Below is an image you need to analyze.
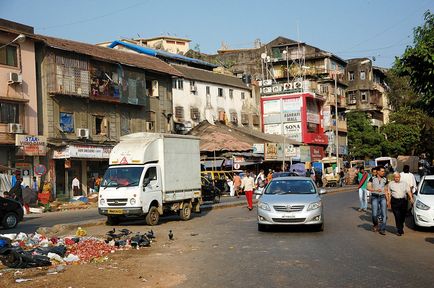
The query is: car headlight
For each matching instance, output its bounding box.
[99,198,105,206]
[307,201,322,211]
[416,200,430,210]
[258,202,270,211]
[130,198,136,205]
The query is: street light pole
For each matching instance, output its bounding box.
[281,98,286,171]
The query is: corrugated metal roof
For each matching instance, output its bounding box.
[172,64,251,90]
[32,34,183,77]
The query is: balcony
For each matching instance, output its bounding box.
[330,119,348,132]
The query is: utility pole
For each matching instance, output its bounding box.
[334,73,339,172]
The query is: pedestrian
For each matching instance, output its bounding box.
[22,185,37,214]
[32,176,39,193]
[389,172,414,236]
[357,167,370,212]
[400,165,417,194]
[241,171,255,211]
[227,176,235,197]
[9,175,23,204]
[339,169,345,187]
[266,169,273,183]
[233,173,241,198]
[72,175,81,197]
[255,169,265,187]
[367,166,390,235]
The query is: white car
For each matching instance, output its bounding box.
[257,177,326,232]
[413,175,434,228]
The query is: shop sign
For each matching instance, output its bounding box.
[282,97,302,111]
[34,164,47,176]
[286,144,297,157]
[53,145,112,159]
[264,124,281,135]
[15,162,32,168]
[264,143,278,160]
[283,122,302,142]
[252,144,264,154]
[233,156,245,163]
[15,135,47,156]
[263,99,281,114]
[263,113,281,124]
[283,111,301,122]
[307,113,320,124]
[310,146,324,162]
[300,146,311,162]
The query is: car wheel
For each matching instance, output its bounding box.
[258,223,268,232]
[2,212,19,229]
[146,206,160,226]
[315,223,324,232]
[106,216,120,226]
[179,203,192,221]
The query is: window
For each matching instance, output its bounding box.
[144,167,158,187]
[230,112,238,124]
[360,71,366,80]
[59,112,74,133]
[229,89,233,99]
[120,113,130,136]
[218,88,224,97]
[349,71,355,81]
[0,45,17,67]
[206,86,210,95]
[241,92,245,100]
[320,85,328,94]
[361,92,368,102]
[190,107,200,121]
[347,91,356,104]
[241,113,249,125]
[0,102,19,124]
[172,78,184,90]
[190,80,196,94]
[307,123,319,133]
[175,106,184,120]
[95,116,109,135]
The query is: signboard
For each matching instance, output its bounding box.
[15,135,47,156]
[264,124,281,135]
[307,113,320,124]
[53,145,112,159]
[233,163,241,169]
[263,114,281,125]
[283,122,302,142]
[286,144,297,157]
[300,146,311,162]
[282,97,302,111]
[233,156,245,163]
[263,100,281,114]
[34,164,47,176]
[264,143,278,160]
[252,144,264,154]
[310,146,325,162]
[282,110,301,122]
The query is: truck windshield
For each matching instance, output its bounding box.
[102,167,144,188]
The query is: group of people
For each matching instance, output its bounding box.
[357,165,416,236]
[4,174,40,214]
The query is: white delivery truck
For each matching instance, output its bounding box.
[98,132,202,226]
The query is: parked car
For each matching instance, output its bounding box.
[201,176,222,203]
[413,175,434,228]
[0,196,24,229]
[257,177,326,232]
[272,171,298,178]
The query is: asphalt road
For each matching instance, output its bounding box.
[3,188,434,287]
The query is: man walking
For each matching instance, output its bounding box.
[389,172,414,236]
[367,166,389,235]
[233,173,241,198]
[357,167,370,212]
[241,171,255,211]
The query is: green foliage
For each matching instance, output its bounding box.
[346,112,384,159]
[394,10,434,116]
[385,69,418,110]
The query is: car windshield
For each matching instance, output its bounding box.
[264,179,316,195]
[420,179,434,195]
[102,167,144,188]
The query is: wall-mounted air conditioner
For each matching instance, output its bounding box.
[76,128,89,139]
[294,81,303,89]
[8,123,23,134]
[8,72,22,84]
[262,79,272,86]
[283,83,293,90]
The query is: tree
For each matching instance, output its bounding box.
[385,69,418,110]
[346,112,384,159]
[394,10,434,116]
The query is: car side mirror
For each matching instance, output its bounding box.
[143,178,150,187]
[319,188,327,195]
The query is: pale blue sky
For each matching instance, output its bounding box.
[1,0,433,68]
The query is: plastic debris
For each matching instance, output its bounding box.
[63,254,80,263]
[16,278,33,283]
[76,227,87,237]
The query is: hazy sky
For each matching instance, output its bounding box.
[1,0,433,68]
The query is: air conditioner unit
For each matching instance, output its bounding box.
[8,123,23,134]
[272,85,282,93]
[258,80,263,87]
[263,87,272,94]
[76,128,89,139]
[293,81,303,89]
[8,72,22,84]
[283,83,293,90]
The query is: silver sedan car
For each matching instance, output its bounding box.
[257,177,326,231]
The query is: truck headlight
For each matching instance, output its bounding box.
[99,198,105,206]
[307,201,322,211]
[258,202,270,211]
[130,198,136,205]
[416,200,430,210]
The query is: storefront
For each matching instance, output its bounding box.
[52,144,112,199]
[15,135,47,187]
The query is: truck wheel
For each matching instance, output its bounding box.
[2,212,18,229]
[179,203,192,221]
[106,216,120,226]
[146,206,159,226]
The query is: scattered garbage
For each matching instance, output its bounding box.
[0,228,157,269]
[15,278,33,283]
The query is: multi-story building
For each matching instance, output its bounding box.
[32,34,181,198]
[345,58,391,127]
[171,64,258,132]
[0,19,39,187]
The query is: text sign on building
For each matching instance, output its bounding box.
[306,113,320,124]
[282,97,302,112]
[283,111,301,122]
[53,145,112,159]
[252,144,264,154]
[15,135,47,156]
[264,143,278,160]
[283,122,302,142]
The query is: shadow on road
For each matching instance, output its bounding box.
[259,225,323,233]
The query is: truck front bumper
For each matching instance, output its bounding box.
[98,207,144,216]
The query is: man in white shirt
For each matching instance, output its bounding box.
[400,165,417,193]
[72,176,81,196]
[241,172,255,211]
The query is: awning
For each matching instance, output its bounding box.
[201,159,225,169]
